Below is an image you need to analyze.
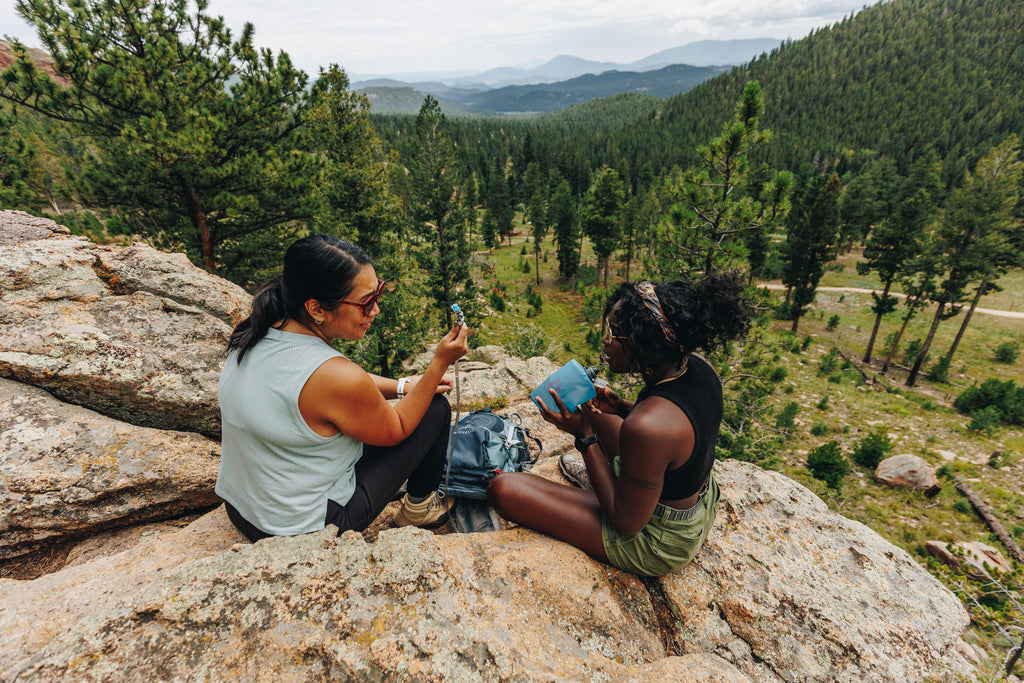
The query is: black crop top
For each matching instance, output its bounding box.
[634,353,722,500]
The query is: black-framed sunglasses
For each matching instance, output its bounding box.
[339,279,385,316]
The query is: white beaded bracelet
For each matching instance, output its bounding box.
[397,377,409,397]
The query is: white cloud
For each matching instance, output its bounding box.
[1,0,874,76]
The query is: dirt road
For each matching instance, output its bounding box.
[760,284,1024,319]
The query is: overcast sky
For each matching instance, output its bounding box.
[2,0,874,77]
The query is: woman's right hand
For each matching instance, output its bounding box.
[591,385,628,416]
[433,323,470,367]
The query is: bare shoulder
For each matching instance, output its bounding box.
[306,355,375,397]
[624,396,692,440]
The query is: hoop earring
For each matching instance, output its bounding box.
[314,318,324,325]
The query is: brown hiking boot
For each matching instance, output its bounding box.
[558,451,593,490]
[392,491,454,529]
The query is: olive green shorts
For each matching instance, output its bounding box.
[601,469,720,578]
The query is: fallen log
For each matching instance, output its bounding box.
[953,476,1024,565]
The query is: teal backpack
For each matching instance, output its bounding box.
[440,409,541,500]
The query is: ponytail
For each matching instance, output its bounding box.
[229,277,289,363]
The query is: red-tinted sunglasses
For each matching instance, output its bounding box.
[338,279,385,316]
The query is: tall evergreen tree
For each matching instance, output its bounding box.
[527,184,548,286]
[304,65,426,377]
[781,171,842,332]
[549,176,579,279]
[583,166,626,287]
[407,95,473,330]
[907,135,1024,385]
[2,0,317,280]
[857,151,941,363]
[660,82,788,277]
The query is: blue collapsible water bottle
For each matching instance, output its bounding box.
[530,359,597,413]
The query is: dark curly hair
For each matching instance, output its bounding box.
[603,271,750,374]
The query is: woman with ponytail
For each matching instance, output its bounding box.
[216,235,469,541]
[487,272,749,577]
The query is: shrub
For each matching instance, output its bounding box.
[928,354,951,383]
[968,406,1003,435]
[768,366,788,382]
[489,291,506,312]
[811,421,829,436]
[527,291,543,313]
[851,429,892,468]
[826,314,840,331]
[902,338,925,366]
[807,441,850,490]
[817,394,831,410]
[507,322,549,360]
[818,348,839,376]
[993,341,1020,364]
[955,379,1024,426]
[775,401,800,432]
[801,336,813,351]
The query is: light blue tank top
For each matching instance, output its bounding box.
[216,327,364,535]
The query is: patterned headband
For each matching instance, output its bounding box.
[634,281,677,343]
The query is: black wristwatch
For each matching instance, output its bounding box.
[574,434,599,453]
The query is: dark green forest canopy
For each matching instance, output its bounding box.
[374,0,1024,199]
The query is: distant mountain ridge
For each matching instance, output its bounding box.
[351,38,781,88]
[359,63,727,116]
[354,38,777,116]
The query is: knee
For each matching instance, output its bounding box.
[485,472,513,512]
[427,393,452,423]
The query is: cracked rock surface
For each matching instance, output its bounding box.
[0,211,972,681]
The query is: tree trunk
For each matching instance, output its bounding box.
[863,281,892,363]
[790,312,801,333]
[182,176,215,271]
[881,311,912,374]
[947,279,988,362]
[906,301,946,386]
[377,337,392,379]
[534,249,541,286]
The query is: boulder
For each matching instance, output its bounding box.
[925,540,1013,580]
[0,211,250,436]
[1,461,969,682]
[0,378,221,559]
[875,454,942,496]
[662,459,968,682]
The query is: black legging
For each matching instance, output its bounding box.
[225,395,452,542]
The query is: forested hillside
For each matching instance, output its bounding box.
[644,0,1024,190]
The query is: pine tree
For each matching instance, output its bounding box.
[407,95,473,330]
[303,65,426,377]
[583,166,626,287]
[549,176,579,279]
[659,82,788,277]
[781,171,842,332]
[2,0,317,280]
[857,151,941,363]
[906,137,1024,386]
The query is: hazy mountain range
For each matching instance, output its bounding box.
[352,38,781,116]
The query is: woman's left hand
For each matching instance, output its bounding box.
[534,388,591,438]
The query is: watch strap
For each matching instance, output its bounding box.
[574,434,599,453]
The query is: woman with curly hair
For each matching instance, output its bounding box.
[487,272,749,577]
